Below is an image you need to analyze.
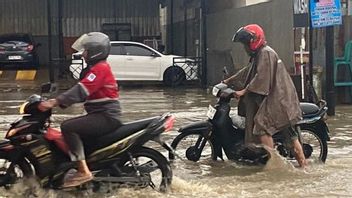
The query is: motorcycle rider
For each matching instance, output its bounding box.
[223,24,307,168]
[38,32,122,187]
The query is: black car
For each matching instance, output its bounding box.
[0,33,40,69]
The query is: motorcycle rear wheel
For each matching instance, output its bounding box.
[120,147,172,192]
[169,131,215,162]
[0,152,33,188]
[300,127,328,163]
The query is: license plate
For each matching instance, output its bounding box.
[8,55,22,60]
[207,105,217,120]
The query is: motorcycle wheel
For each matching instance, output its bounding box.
[0,152,33,188]
[300,127,328,163]
[169,131,214,162]
[120,147,172,192]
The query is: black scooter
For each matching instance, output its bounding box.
[0,84,175,192]
[169,82,329,164]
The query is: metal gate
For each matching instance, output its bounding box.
[172,56,203,86]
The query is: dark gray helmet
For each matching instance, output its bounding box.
[72,32,110,64]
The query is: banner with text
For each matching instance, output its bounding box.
[310,0,342,28]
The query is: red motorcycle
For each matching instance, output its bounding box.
[0,85,175,192]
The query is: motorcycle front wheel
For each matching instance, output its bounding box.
[0,152,33,188]
[169,131,215,162]
[300,127,328,163]
[120,147,172,192]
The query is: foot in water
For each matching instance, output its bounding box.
[239,144,271,165]
[62,172,93,188]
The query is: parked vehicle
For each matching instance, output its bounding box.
[0,33,40,69]
[70,41,198,86]
[0,83,175,192]
[169,82,330,165]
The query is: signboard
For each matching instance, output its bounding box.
[293,0,309,27]
[310,0,342,28]
[294,0,309,14]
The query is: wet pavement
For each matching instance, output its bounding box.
[0,86,352,198]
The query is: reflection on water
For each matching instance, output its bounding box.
[0,88,352,197]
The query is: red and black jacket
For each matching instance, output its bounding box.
[56,60,121,119]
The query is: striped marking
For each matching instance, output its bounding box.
[15,70,37,80]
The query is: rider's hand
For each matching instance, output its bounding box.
[234,88,247,99]
[38,99,58,112]
[222,79,229,84]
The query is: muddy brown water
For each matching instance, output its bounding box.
[0,87,351,198]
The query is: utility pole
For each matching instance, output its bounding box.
[309,0,340,116]
[170,0,174,54]
[184,0,188,57]
[326,26,335,116]
[47,0,54,83]
[201,0,208,87]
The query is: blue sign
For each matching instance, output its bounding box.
[310,0,342,28]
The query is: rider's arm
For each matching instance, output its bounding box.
[56,67,106,108]
[55,84,89,108]
[246,51,272,96]
[223,66,250,87]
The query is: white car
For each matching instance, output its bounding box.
[70,41,198,86]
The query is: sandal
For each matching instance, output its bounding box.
[62,172,93,188]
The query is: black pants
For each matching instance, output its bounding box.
[61,113,121,161]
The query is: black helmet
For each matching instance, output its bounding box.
[72,32,111,64]
[20,94,44,115]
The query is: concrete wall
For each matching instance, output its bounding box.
[206,0,295,85]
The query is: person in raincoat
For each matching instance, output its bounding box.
[223,24,307,168]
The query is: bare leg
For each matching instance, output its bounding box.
[259,134,274,149]
[292,139,307,168]
[62,160,93,188]
[77,160,92,175]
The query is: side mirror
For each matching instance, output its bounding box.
[41,82,57,94]
[222,66,229,80]
[223,66,229,76]
[151,52,159,57]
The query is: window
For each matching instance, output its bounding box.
[110,44,123,55]
[124,44,154,56]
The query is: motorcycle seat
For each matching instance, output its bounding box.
[85,116,160,152]
[300,103,320,118]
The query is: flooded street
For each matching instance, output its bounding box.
[1,87,352,197]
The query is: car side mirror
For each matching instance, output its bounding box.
[151,52,159,57]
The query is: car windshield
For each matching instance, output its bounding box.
[1,41,28,45]
[0,34,31,44]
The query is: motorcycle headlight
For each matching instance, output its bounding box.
[6,124,31,138]
[212,86,220,97]
[212,83,228,97]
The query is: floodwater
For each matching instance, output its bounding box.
[0,87,352,198]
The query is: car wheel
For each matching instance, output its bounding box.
[163,66,186,87]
